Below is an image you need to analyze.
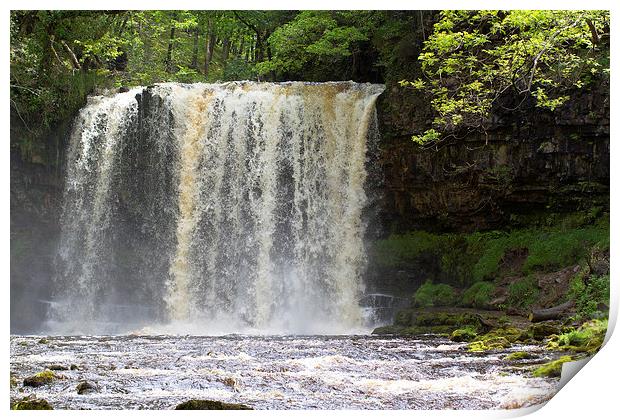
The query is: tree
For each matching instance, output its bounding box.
[255,11,373,80]
[401,10,610,146]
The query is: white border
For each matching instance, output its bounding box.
[3,1,618,419]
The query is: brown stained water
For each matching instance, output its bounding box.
[10,334,560,410]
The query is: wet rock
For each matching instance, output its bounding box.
[527,321,562,340]
[371,325,403,335]
[221,377,237,388]
[38,338,49,344]
[175,399,253,410]
[47,364,68,371]
[11,397,53,410]
[70,364,79,370]
[76,381,98,395]
[23,370,59,387]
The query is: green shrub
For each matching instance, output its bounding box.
[462,281,495,308]
[568,274,610,318]
[413,281,457,307]
[507,275,540,309]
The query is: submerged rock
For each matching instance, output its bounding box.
[23,370,59,387]
[47,364,68,371]
[11,397,53,410]
[76,381,98,394]
[175,399,253,410]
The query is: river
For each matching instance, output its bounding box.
[10,334,560,410]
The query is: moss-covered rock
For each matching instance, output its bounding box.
[175,400,253,410]
[527,321,563,340]
[23,370,59,387]
[11,397,53,410]
[466,326,526,352]
[467,336,511,352]
[450,326,479,342]
[10,375,18,388]
[532,356,573,377]
[504,351,536,361]
[546,319,607,354]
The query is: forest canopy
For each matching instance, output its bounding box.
[9,10,610,159]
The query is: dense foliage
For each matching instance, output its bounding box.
[10,10,610,158]
[10,10,424,161]
[401,10,610,145]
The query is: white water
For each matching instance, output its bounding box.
[51,81,384,335]
[10,335,561,409]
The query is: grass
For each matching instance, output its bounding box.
[462,281,495,308]
[507,275,539,309]
[372,213,608,291]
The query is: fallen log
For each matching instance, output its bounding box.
[529,300,574,322]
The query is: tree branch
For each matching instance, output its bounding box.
[60,40,81,70]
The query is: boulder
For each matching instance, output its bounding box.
[23,371,59,387]
[175,399,253,410]
[76,381,98,395]
[11,397,53,410]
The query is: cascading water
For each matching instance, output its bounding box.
[50,81,384,335]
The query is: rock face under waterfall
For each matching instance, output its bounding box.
[50,82,384,334]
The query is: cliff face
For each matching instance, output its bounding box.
[375,81,610,234]
[10,152,63,332]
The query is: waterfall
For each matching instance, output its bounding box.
[50,81,384,334]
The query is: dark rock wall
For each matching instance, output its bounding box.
[375,81,610,234]
[10,152,63,333]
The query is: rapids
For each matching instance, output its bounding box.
[10,334,560,409]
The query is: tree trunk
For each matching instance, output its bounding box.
[529,300,574,322]
[221,36,230,71]
[191,28,199,70]
[238,37,245,59]
[254,35,264,62]
[165,25,176,73]
[204,19,215,77]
